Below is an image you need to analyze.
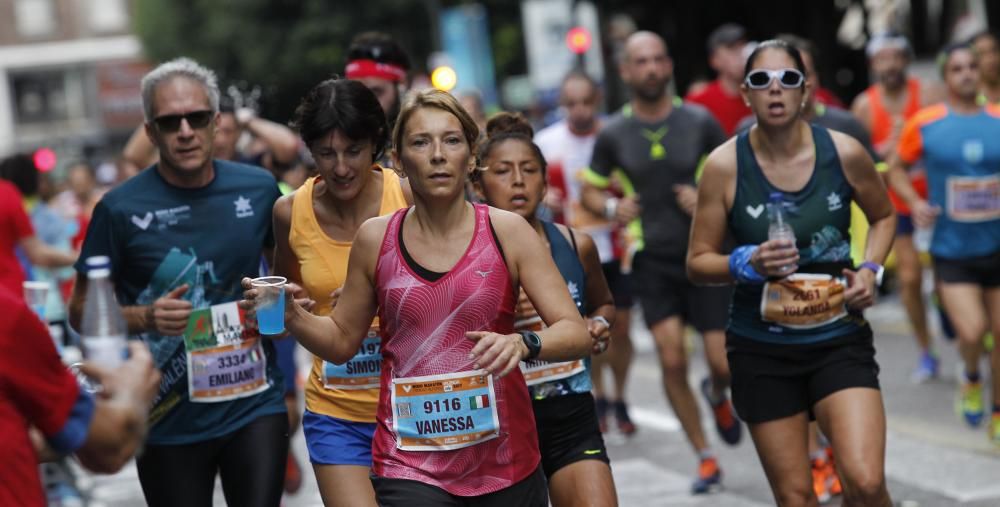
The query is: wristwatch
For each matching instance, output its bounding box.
[518,330,542,360]
[858,261,885,287]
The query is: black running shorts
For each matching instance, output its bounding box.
[601,260,634,309]
[934,250,1000,287]
[533,392,611,478]
[371,466,547,507]
[726,325,881,424]
[632,252,731,331]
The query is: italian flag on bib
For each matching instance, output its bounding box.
[469,394,490,409]
[247,347,263,363]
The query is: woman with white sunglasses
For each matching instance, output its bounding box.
[686,39,897,507]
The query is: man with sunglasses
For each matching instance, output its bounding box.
[581,31,736,495]
[121,97,300,180]
[69,57,288,507]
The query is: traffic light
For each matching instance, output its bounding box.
[566,26,592,55]
[32,147,57,173]
[431,66,458,92]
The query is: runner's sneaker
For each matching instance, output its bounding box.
[910,352,939,383]
[957,379,984,427]
[595,397,609,433]
[613,400,637,436]
[825,447,842,496]
[691,456,722,494]
[990,412,1000,447]
[811,457,833,504]
[700,377,742,445]
[284,450,302,494]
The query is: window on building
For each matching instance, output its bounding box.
[85,0,129,33]
[11,68,90,125]
[15,0,57,38]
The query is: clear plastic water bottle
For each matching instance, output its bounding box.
[767,192,797,274]
[80,256,128,368]
[913,225,932,253]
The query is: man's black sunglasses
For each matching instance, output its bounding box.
[152,110,214,132]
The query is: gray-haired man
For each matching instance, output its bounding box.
[69,57,288,507]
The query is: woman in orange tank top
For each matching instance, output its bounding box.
[272,78,410,507]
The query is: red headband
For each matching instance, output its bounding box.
[345,59,407,82]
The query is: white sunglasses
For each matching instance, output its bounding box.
[744,69,805,89]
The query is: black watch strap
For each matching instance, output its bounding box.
[518,330,542,360]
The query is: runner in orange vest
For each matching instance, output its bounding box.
[851,33,941,383]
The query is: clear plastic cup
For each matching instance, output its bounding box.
[251,276,287,335]
[22,281,49,321]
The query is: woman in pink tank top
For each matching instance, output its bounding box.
[242,89,591,506]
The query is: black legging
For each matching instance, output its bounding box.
[136,412,288,507]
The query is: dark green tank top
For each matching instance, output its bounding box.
[728,124,866,343]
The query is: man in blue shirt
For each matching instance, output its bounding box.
[69,57,288,507]
[888,42,1000,447]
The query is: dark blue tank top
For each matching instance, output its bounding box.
[728,125,867,343]
[527,221,592,399]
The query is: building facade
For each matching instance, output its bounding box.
[0,0,147,162]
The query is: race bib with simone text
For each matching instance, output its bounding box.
[322,326,381,390]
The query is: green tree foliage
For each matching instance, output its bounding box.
[133,0,435,121]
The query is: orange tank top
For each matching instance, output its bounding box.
[867,78,926,214]
[291,168,408,422]
[868,78,922,150]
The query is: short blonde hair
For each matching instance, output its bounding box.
[392,89,481,157]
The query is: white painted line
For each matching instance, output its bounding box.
[629,406,682,433]
[884,430,1000,503]
[612,457,771,506]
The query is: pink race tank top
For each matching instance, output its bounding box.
[371,203,539,496]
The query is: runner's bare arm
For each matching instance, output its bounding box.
[277,216,385,364]
[573,227,615,353]
[74,342,160,473]
[850,92,873,134]
[570,227,615,325]
[580,181,609,217]
[68,274,155,335]
[687,141,738,284]
[833,131,896,267]
[240,114,300,165]
[122,124,158,169]
[492,209,590,361]
[885,150,921,207]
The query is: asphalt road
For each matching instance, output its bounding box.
[72,293,999,506]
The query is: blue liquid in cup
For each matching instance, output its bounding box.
[31,305,46,321]
[257,288,285,335]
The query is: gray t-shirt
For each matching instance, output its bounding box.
[589,103,727,260]
[735,104,879,161]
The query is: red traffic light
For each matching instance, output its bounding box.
[566,26,592,55]
[33,148,57,172]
